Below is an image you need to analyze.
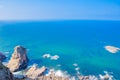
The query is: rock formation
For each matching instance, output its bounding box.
[7,45,29,72]
[25,64,69,80]
[0,45,115,80]
[0,52,6,61]
[25,64,47,80]
[105,46,120,53]
[0,61,14,80]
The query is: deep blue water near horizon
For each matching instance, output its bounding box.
[0,20,120,79]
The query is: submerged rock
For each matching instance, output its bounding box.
[7,45,29,72]
[0,61,14,80]
[0,52,6,61]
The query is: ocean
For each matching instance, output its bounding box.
[0,20,120,79]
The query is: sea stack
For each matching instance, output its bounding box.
[0,61,14,80]
[7,45,29,72]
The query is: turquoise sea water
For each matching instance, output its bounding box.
[0,20,120,79]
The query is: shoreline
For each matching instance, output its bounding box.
[11,63,116,80]
[0,45,116,80]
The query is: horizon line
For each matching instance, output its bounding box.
[0,19,120,22]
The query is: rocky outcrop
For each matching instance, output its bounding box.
[0,61,14,80]
[0,52,6,61]
[7,45,29,72]
[25,64,68,80]
[78,75,96,80]
[37,74,69,80]
[25,64,47,80]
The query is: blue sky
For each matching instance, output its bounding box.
[0,0,120,20]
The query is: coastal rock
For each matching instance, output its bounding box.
[78,75,98,80]
[0,52,6,61]
[99,71,114,80]
[7,45,29,72]
[42,74,68,80]
[25,64,47,80]
[0,61,14,80]
[25,65,68,80]
[105,46,120,53]
[42,54,51,58]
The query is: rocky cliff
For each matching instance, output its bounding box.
[0,61,14,80]
[7,45,29,72]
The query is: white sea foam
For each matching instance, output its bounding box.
[70,76,76,80]
[57,64,61,67]
[50,55,59,60]
[73,63,78,67]
[50,68,55,72]
[42,54,60,60]
[89,75,98,80]
[3,51,10,57]
[76,71,81,75]
[13,71,24,79]
[42,54,51,58]
[2,62,8,66]
[45,68,55,76]
[55,70,64,77]
[45,68,69,78]
[99,71,114,80]
[75,67,80,71]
